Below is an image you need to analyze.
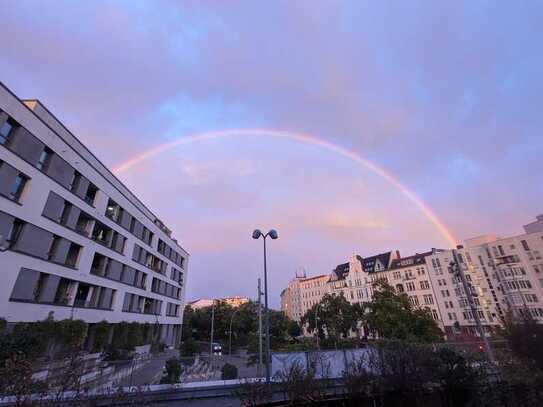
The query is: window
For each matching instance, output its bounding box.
[91,253,105,274]
[105,199,122,222]
[0,119,14,145]
[75,212,93,235]
[423,294,434,305]
[498,245,505,256]
[65,243,81,268]
[70,171,81,192]
[431,309,439,320]
[9,173,28,201]
[8,219,24,246]
[47,235,61,260]
[420,280,430,290]
[37,147,53,171]
[60,202,72,225]
[92,222,110,244]
[85,183,98,205]
[110,232,125,254]
[406,282,416,291]
[521,240,530,251]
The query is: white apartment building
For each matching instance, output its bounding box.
[281,215,543,341]
[327,251,449,336]
[426,247,502,339]
[0,82,189,346]
[462,218,543,322]
[286,248,501,340]
[280,274,329,322]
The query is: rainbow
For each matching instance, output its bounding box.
[113,129,458,247]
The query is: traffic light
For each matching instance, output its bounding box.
[478,344,484,353]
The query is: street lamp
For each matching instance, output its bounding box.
[252,228,278,384]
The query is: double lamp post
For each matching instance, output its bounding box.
[252,228,278,384]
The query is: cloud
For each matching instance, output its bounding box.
[1,1,542,306]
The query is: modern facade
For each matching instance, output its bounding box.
[0,82,189,347]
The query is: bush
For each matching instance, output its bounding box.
[234,379,271,406]
[127,322,144,349]
[221,363,238,380]
[57,319,87,349]
[275,360,326,403]
[180,338,199,356]
[161,358,182,384]
[91,321,111,353]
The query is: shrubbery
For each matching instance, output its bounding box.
[221,363,238,380]
[161,358,182,384]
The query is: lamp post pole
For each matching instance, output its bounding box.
[263,235,271,383]
[252,229,278,385]
[257,278,263,377]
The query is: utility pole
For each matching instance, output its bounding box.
[257,278,263,377]
[451,249,496,364]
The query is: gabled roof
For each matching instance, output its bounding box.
[330,262,349,281]
[358,251,393,273]
[389,251,433,270]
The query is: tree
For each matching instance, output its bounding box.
[362,280,442,342]
[181,301,297,351]
[161,358,182,384]
[287,319,301,338]
[221,363,238,380]
[301,293,361,347]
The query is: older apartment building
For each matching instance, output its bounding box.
[282,215,543,340]
[0,83,189,346]
[280,274,329,322]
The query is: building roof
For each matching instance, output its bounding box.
[301,274,329,282]
[389,251,433,270]
[330,262,350,281]
[358,251,393,273]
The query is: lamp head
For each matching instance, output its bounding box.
[268,229,278,240]
[252,229,263,239]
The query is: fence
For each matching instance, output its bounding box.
[271,348,375,379]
